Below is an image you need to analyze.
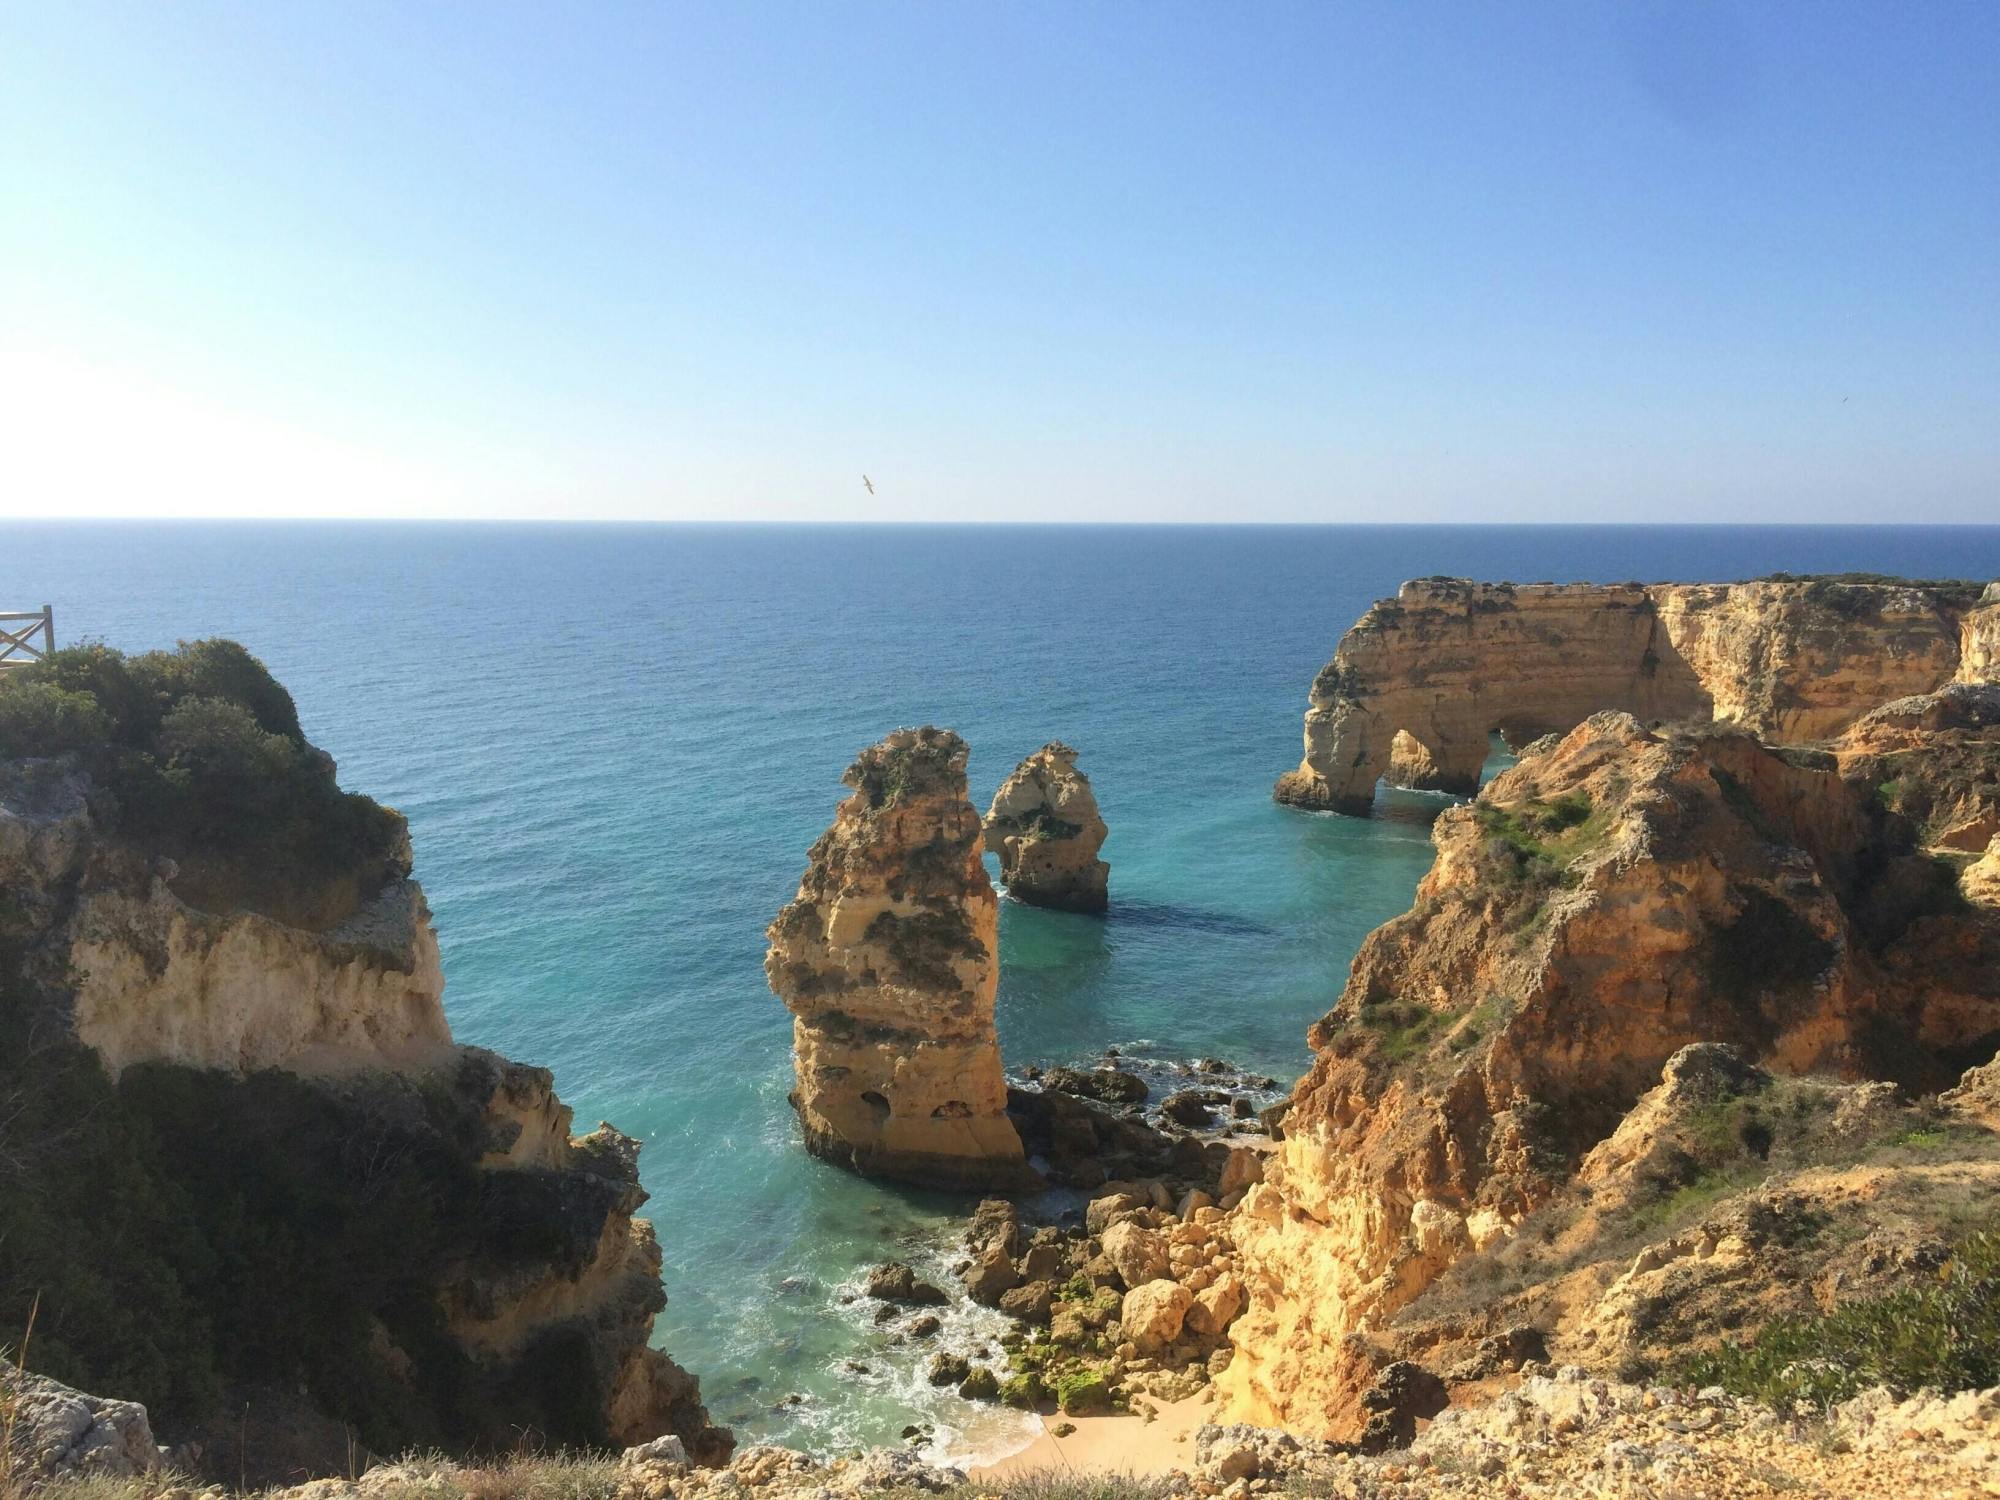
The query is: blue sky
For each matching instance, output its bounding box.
[3,1,1994,521]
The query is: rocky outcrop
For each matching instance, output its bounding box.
[0,761,449,1081]
[952,1174,1253,1412]
[1958,580,2000,683]
[1967,834,2000,908]
[766,728,1034,1190]
[1224,709,2000,1438]
[1832,681,2000,855]
[0,1368,163,1483]
[0,643,728,1477]
[982,743,1109,912]
[1192,1370,2000,1497]
[1276,576,1996,812]
[437,1052,731,1462]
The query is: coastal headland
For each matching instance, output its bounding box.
[6,572,2000,1499]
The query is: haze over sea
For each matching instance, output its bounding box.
[7,523,2000,1461]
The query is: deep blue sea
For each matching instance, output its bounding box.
[6,524,2000,1460]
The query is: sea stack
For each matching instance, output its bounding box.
[983,742,1110,912]
[766,727,1036,1190]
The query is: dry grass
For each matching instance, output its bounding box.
[8,1451,1181,1500]
[947,1477,1170,1500]
[1,1295,41,1500]
[16,1452,626,1500]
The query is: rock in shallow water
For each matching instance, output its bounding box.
[862,1261,946,1305]
[983,742,1110,913]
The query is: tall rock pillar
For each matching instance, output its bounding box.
[766,727,1036,1191]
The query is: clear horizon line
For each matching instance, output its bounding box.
[8,516,2000,530]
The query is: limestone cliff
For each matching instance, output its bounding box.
[0,642,728,1479]
[1957,581,2000,683]
[1276,576,1994,812]
[0,760,452,1080]
[1223,709,2000,1438]
[1967,834,2000,908]
[766,727,1036,1190]
[1832,681,2000,856]
[983,742,1109,913]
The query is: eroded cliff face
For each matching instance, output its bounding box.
[1832,681,2000,857]
[766,728,1035,1190]
[1956,582,2000,683]
[0,759,450,1081]
[1276,577,1993,812]
[0,651,728,1474]
[983,742,1109,913]
[1224,709,2000,1437]
[440,1052,731,1461]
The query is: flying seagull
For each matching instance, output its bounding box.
[862,474,875,494]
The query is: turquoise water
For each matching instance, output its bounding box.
[6,524,2000,1460]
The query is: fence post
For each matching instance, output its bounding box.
[41,604,54,657]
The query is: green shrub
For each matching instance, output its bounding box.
[1019,807,1084,842]
[137,638,303,743]
[1679,1223,2000,1407]
[156,697,301,840]
[1360,1002,1446,1063]
[0,640,403,906]
[1447,993,1510,1054]
[0,682,109,758]
[1891,1126,1949,1152]
[16,642,159,744]
[1474,792,1610,892]
[1627,1169,1748,1235]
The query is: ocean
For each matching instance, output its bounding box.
[6,523,1999,1462]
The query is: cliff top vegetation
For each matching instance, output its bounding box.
[0,640,404,921]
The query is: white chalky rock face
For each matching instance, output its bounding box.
[69,876,451,1079]
[766,728,1034,1190]
[1,759,450,1080]
[0,1368,163,1480]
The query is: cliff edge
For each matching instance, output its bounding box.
[1276,575,2000,812]
[0,641,729,1483]
[1226,703,2000,1437]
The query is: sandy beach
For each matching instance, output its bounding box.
[971,1393,1217,1479]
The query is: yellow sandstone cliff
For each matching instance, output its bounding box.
[1276,576,1998,812]
[1224,703,2000,1437]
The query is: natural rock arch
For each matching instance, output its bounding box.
[1276,577,1996,814]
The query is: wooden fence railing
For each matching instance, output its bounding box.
[0,606,55,668]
